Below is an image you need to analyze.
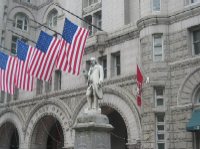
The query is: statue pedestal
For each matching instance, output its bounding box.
[74,112,113,149]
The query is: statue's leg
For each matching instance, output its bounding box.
[93,93,98,110]
[86,89,92,110]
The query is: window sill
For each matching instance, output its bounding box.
[153,107,166,113]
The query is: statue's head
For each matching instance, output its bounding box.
[90,57,97,66]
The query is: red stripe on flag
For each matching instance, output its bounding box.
[136,64,143,107]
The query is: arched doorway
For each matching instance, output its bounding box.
[30,116,64,149]
[0,122,19,149]
[102,106,128,149]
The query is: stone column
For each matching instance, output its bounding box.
[74,112,113,149]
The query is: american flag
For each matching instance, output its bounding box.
[15,40,34,91]
[28,31,61,81]
[56,18,89,75]
[0,52,17,95]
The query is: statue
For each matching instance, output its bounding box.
[86,57,104,111]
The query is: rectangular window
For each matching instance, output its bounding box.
[152,0,161,11]
[11,35,27,54]
[84,15,92,36]
[36,79,43,95]
[45,80,52,93]
[88,0,99,6]
[185,0,200,5]
[111,51,121,76]
[7,94,11,103]
[156,114,165,149]
[99,56,107,78]
[153,34,163,62]
[13,88,19,101]
[195,132,200,149]
[193,29,200,55]
[0,91,5,103]
[94,11,102,33]
[154,87,165,107]
[54,70,61,91]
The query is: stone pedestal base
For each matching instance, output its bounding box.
[74,112,113,149]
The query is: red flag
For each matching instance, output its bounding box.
[136,64,143,107]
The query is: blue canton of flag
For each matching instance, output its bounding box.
[17,40,29,61]
[0,51,17,94]
[0,52,8,70]
[36,31,53,53]
[62,19,78,44]
[15,40,34,91]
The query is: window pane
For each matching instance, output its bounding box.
[157,125,164,131]
[158,134,165,140]
[194,42,200,54]
[153,34,163,61]
[17,20,23,29]
[158,143,165,149]
[154,47,162,55]
[54,70,61,90]
[157,98,164,106]
[0,91,5,103]
[157,115,165,122]
[154,55,162,61]
[193,30,200,41]
[156,88,164,96]
[154,37,162,46]
[116,55,120,75]
[153,0,160,11]
[36,79,43,95]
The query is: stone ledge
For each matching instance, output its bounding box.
[169,55,200,70]
[137,4,200,31]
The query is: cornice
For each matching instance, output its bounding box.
[169,56,200,70]
[85,25,139,53]
[12,0,54,10]
[83,2,102,15]
[137,4,200,31]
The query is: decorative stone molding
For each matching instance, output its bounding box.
[0,108,25,148]
[83,1,102,15]
[177,67,200,105]
[169,56,200,71]
[13,0,54,10]
[85,25,139,52]
[24,99,72,148]
[137,4,200,31]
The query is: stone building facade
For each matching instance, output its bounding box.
[0,0,200,149]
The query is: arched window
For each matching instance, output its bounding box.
[15,13,29,31]
[47,9,58,28]
[194,86,200,103]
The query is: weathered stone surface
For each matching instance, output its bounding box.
[74,113,113,149]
